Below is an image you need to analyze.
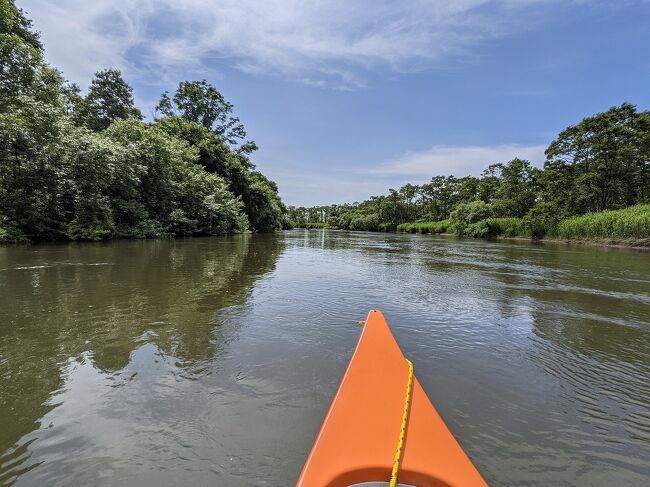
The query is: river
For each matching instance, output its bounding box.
[1,230,649,486]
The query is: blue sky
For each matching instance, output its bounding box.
[19,0,650,206]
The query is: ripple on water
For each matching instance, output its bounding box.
[1,232,649,486]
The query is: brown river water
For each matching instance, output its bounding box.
[1,230,649,486]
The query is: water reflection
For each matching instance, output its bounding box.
[0,235,281,485]
[1,231,649,486]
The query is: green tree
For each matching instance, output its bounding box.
[155,114,284,232]
[0,1,70,239]
[449,200,493,237]
[544,103,640,213]
[0,2,284,242]
[76,68,142,131]
[634,110,650,202]
[0,0,40,50]
[0,0,43,110]
[400,183,418,222]
[156,80,247,146]
[478,164,502,204]
[106,120,248,236]
[57,125,123,239]
[241,172,285,232]
[457,176,480,203]
[492,158,540,217]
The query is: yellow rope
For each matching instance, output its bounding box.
[389,358,414,487]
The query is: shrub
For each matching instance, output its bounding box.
[65,217,115,241]
[0,216,27,243]
[450,201,492,236]
[523,201,564,238]
[349,214,380,231]
[378,222,396,232]
[485,217,526,237]
[119,219,169,239]
[396,223,417,234]
[463,220,490,238]
[303,222,328,229]
[169,209,198,235]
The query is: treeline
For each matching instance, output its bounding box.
[288,102,650,240]
[0,1,286,242]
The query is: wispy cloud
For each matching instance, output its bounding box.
[369,144,547,177]
[19,0,582,88]
[267,144,547,205]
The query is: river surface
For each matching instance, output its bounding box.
[1,231,649,486]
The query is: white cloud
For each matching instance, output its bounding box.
[19,0,577,88]
[369,144,547,177]
[264,144,547,205]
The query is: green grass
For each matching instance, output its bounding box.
[557,204,650,239]
[397,220,450,234]
[378,222,396,232]
[485,217,527,237]
[394,205,650,242]
[302,222,329,229]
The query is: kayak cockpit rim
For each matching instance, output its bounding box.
[348,483,416,487]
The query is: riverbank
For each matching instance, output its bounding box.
[0,226,27,244]
[6,204,649,249]
[291,226,650,249]
[291,204,650,249]
[540,236,650,249]
[407,232,650,249]
[482,234,650,249]
[393,204,650,248]
[0,218,258,245]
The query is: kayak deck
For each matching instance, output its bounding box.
[296,310,487,487]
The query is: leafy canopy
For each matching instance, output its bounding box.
[0,0,285,241]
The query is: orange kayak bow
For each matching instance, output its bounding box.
[296,310,488,487]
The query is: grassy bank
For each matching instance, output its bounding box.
[557,205,650,240]
[396,220,451,234]
[396,204,650,246]
[300,222,329,229]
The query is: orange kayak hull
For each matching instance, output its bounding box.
[296,310,488,487]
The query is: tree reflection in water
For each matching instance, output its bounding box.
[0,235,282,484]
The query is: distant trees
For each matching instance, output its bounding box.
[490,158,540,218]
[290,104,650,238]
[0,0,285,242]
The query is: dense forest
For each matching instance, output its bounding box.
[288,103,650,241]
[0,0,286,242]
